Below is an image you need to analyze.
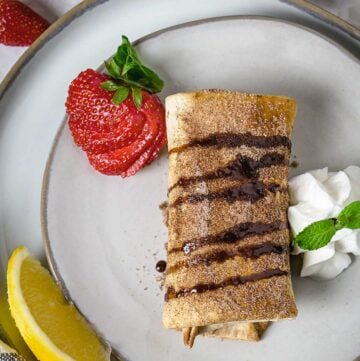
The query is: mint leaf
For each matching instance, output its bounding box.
[100,80,120,91]
[102,35,164,105]
[112,87,129,104]
[105,59,121,79]
[131,87,142,109]
[114,36,141,66]
[122,62,135,76]
[292,200,360,251]
[294,219,336,250]
[337,201,360,229]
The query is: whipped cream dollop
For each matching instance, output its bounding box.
[288,166,360,281]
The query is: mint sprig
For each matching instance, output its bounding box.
[293,201,360,250]
[100,35,164,108]
[337,201,360,229]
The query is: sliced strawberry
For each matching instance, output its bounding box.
[120,122,163,177]
[66,69,148,154]
[66,69,141,133]
[144,115,166,166]
[119,93,166,177]
[146,131,167,165]
[143,95,167,165]
[88,111,158,175]
[66,68,166,177]
[68,113,145,154]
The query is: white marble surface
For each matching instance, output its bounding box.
[0,0,359,83]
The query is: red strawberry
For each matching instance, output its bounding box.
[88,90,164,176]
[121,125,165,177]
[0,0,50,46]
[68,113,145,154]
[121,108,165,177]
[119,92,166,176]
[146,130,167,165]
[66,69,146,154]
[65,36,167,178]
[88,115,158,175]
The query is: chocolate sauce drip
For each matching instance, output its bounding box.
[165,268,288,301]
[166,243,288,274]
[169,133,291,155]
[241,243,285,258]
[169,220,286,255]
[169,152,286,192]
[170,181,284,207]
[155,260,167,273]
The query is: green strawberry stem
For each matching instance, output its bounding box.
[100,35,164,108]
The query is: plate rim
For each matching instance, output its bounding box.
[41,14,360,360]
[0,0,359,101]
[282,0,360,40]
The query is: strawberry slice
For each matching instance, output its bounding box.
[66,69,147,154]
[119,93,166,177]
[68,113,145,154]
[146,131,167,165]
[121,122,163,177]
[144,111,167,166]
[145,95,167,165]
[88,107,158,175]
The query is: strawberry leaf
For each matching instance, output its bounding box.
[122,62,135,76]
[131,87,142,110]
[105,59,121,79]
[100,80,121,91]
[112,87,130,105]
[102,35,164,106]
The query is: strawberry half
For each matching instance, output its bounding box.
[0,1,50,46]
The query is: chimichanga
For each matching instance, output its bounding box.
[163,90,297,347]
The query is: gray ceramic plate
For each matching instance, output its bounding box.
[43,17,360,361]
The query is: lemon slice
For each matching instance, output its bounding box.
[0,339,25,360]
[7,246,111,361]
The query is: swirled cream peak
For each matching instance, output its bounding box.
[288,166,360,280]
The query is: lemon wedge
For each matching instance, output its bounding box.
[7,246,111,361]
[0,338,25,360]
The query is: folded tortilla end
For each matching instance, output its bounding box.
[183,327,198,348]
[182,322,270,347]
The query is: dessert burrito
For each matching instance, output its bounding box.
[163,90,298,346]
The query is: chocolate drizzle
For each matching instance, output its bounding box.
[169,220,286,255]
[169,133,291,155]
[170,181,285,207]
[156,260,167,273]
[166,243,288,274]
[169,152,286,192]
[165,268,288,301]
